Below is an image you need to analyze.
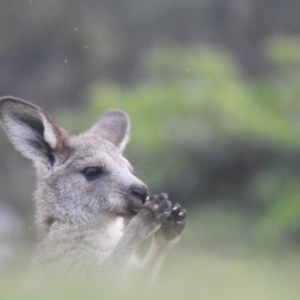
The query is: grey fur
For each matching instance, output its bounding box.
[0,96,186,281]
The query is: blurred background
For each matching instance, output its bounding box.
[1,0,300,298]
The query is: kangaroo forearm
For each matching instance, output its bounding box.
[143,240,171,266]
[101,229,142,275]
[141,238,173,282]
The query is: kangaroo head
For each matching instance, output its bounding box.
[0,97,148,235]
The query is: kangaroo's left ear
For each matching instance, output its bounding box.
[0,96,70,166]
[89,109,130,152]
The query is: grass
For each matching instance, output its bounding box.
[1,248,299,300]
[1,207,299,300]
[161,248,300,300]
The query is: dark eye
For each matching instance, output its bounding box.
[82,167,103,181]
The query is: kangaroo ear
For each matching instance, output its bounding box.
[0,96,70,166]
[90,109,130,151]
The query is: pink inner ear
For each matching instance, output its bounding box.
[40,112,70,152]
[0,96,71,165]
[52,126,71,163]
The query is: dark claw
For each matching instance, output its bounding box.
[177,210,187,220]
[172,205,180,213]
[160,203,187,241]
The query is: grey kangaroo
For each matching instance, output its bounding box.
[0,96,186,281]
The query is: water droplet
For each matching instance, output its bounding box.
[186,68,190,71]
[64,60,68,63]
[74,28,78,32]
[85,45,88,49]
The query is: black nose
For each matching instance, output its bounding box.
[129,185,148,203]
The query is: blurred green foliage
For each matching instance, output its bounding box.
[87,39,300,149]
[76,36,300,244]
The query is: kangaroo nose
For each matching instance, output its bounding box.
[129,185,148,203]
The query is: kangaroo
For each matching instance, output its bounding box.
[0,96,186,282]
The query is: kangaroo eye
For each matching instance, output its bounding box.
[82,167,103,181]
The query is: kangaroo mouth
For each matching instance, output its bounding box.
[130,207,141,214]
[126,197,145,215]
[126,186,148,215]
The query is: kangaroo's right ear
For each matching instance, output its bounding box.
[0,96,70,166]
[89,109,131,152]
